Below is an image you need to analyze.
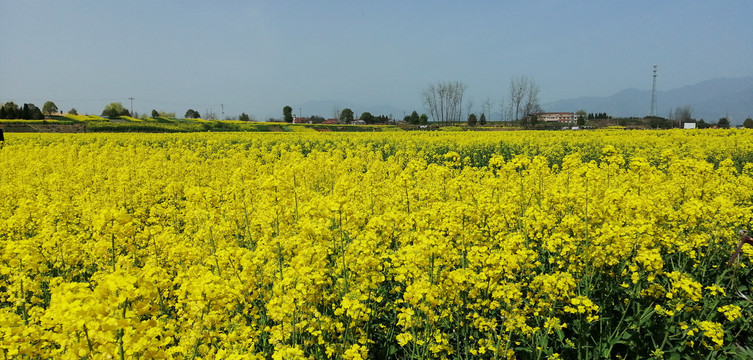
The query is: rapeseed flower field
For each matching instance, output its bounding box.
[1,130,753,359]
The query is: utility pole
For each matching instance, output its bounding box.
[221,104,224,120]
[128,97,134,116]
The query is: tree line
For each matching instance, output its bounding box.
[6,94,748,129]
[0,101,64,120]
[588,113,609,120]
[279,105,399,125]
[647,105,753,129]
[422,76,542,127]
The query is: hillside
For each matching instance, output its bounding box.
[543,77,753,124]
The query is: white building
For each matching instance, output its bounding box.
[537,112,575,123]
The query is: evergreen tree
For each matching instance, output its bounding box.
[467,113,477,126]
[409,111,420,125]
[717,117,730,129]
[283,106,293,123]
[4,102,20,119]
[27,104,44,119]
[479,113,487,125]
[21,104,30,119]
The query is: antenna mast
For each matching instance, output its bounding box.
[649,65,658,117]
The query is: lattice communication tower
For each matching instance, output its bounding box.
[649,65,658,117]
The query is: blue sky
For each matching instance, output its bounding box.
[1,0,751,120]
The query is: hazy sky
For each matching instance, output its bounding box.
[2,0,751,120]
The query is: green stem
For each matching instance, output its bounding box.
[277,242,284,281]
[118,305,126,360]
[83,324,94,355]
[111,232,116,272]
[293,173,299,222]
[209,227,222,276]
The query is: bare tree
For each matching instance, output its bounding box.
[332,106,341,120]
[499,98,508,122]
[423,81,467,126]
[675,105,692,122]
[674,105,692,128]
[482,97,495,123]
[523,81,541,117]
[509,77,527,121]
[508,76,541,121]
[465,99,474,123]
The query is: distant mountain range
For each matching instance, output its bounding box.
[542,77,753,124]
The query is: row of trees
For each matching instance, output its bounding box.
[100,104,252,121]
[425,80,751,130]
[404,111,429,125]
[674,117,751,129]
[150,110,176,118]
[654,105,749,129]
[0,101,67,120]
[1,97,260,121]
[587,113,610,120]
[281,75,541,128]
[362,112,392,124]
[96,102,248,121]
[1,102,43,120]
[101,103,131,118]
[6,96,745,127]
[422,81,467,125]
[466,113,488,126]
[281,105,396,125]
[422,76,542,125]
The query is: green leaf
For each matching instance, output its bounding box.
[387,345,397,355]
[556,329,565,342]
